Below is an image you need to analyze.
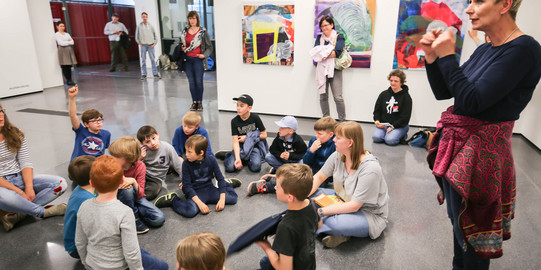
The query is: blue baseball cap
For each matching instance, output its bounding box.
[275,115,298,130]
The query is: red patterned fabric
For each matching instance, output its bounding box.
[427,106,516,259]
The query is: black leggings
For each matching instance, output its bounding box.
[61,65,72,82]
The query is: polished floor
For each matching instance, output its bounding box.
[1,63,540,270]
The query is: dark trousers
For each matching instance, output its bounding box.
[110,41,128,70]
[184,56,204,102]
[144,177,162,201]
[171,184,238,218]
[61,65,72,82]
[442,179,490,270]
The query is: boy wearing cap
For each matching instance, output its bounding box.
[224,94,268,173]
[247,116,307,196]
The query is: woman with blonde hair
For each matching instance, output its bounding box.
[176,232,226,270]
[0,104,68,231]
[309,121,389,248]
[420,0,540,268]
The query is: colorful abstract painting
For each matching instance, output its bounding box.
[242,4,294,66]
[393,0,469,70]
[314,0,376,68]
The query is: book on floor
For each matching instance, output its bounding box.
[313,193,344,207]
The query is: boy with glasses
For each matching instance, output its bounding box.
[68,85,111,161]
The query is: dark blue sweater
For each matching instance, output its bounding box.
[181,155,225,199]
[172,125,213,157]
[302,136,336,174]
[426,35,541,121]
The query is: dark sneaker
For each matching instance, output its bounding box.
[322,235,350,248]
[214,150,230,160]
[247,180,268,196]
[136,219,149,234]
[197,102,203,111]
[154,75,161,79]
[109,68,116,72]
[141,75,147,81]
[154,192,178,208]
[225,178,242,188]
[189,102,197,111]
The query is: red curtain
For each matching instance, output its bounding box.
[50,2,138,66]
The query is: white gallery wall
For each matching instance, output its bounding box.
[215,0,541,148]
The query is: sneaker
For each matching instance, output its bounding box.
[214,150,230,160]
[43,203,67,218]
[2,212,26,232]
[154,192,178,208]
[154,75,161,79]
[141,75,147,80]
[189,102,197,111]
[197,102,203,111]
[322,235,350,248]
[109,68,116,72]
[225,178,242,188]
[247,180,268,196]
[136,219,149,234]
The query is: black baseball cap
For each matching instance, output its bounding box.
[232,94,253,106]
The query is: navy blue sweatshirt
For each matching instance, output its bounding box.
[426,35,541,121]
[181,154,226,199]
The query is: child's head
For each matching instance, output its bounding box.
[89,155,123,193]
[81,109,104,133]
[109,136,141,170]
[314,116,336,143]
[182,111,201,136]
[68,155,97,186]
[137,125,161,151]
[233,94,253,116]
[275,115,297,138]
[175,232,225,270]
[185,134,207,162]
[275,163,313,203]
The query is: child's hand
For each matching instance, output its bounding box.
[310,139,322,153]
[196,201,210,214]
[179,156,184,163]
[140,146,147,160]
[216,197,225,211]
[238,135,247,143]
[255,237,271,250]
[234,159,243,169]
[68,85,78,98]
[178,182,183,190]
[119,177,135,189]
[280,152,290,160]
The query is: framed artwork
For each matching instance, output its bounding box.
[393,0,469,70]
[315,0,376,68]
[242,3,295,66]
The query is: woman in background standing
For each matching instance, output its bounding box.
[55,21,77,86]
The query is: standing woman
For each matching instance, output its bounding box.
[0,105,68,231]
[372,69,412,146]
[312,16,346,121]
[181,11,213,111]
[309,121,389,248]
[55,21,78,86]
[420,0,540,268]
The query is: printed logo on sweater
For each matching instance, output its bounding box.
[81,136,104,155]
[386,96,399,114]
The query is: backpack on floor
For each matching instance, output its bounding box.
[158,54,171,70]
[407,127,436,150]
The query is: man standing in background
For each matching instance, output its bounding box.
[104,13,129,72]
[136,12,160,80]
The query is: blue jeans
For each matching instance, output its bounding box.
[184,56,204,101]
[172,184,238,218]
[259,255,274,270]
[264,152,299,170]
[311,188,370,238]
[224,149,262,173]
[0,173,67,217]
[140,45,158,76]
[372,125,409,146]
[141,248,168,270]
[442,179,490,270]
[117,186,165,227]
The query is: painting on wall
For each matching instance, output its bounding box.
[242,3,295,66]
[314,0,376,68]
[393,0,469,70]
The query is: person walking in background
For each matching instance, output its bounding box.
[180,11,213,111]
[55,21,77,86]
[104,13,129,72]
[135,12,160,81]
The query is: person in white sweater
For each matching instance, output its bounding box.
[55,21,77,85]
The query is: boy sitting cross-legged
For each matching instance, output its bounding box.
[256,163,320,270]
[154,135,240,217]
[109,136,165,234]
[75,155,168,270]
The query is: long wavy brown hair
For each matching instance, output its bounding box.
[0,104,24,153]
